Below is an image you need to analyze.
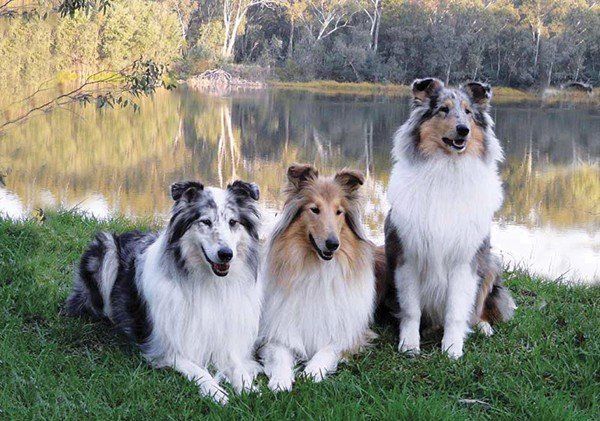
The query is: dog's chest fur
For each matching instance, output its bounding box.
[261,256,375,359]
[139,240,261,369]
[388,156,502,314]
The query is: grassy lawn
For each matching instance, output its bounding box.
[1,213,598,419]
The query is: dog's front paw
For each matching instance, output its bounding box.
[441,339,464,360]
[302,364,330,382]
[398,341,420,357]
[267,375,294,392]
[230,372,258,395]
[200,381,229,405]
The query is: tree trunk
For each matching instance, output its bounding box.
[288,18,294,58]
[370,0,381,52]
[445,62,452,85]
[533,26,541,71]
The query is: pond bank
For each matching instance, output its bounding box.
[269,80,598,105]
[0,213,598,418]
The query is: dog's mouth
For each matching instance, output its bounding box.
[201,247,230,277]
[309,234,334,261]
[442,137,467,152]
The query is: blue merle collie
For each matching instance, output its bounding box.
[65,180,262,404]
[384,78,516,359]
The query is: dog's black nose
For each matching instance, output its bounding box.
[325,237,339,251]
[456,124,470,137]
[217,247,233,262]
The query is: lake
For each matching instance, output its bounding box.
[1,87,598,283]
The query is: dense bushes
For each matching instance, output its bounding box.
[0,0,181,94]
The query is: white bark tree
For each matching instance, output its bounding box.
[361,0,381,51]
[221,0,275,59]
[304,0,359,41]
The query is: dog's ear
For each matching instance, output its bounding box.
[287,163,318,190]
[461,82,492,107]
[412,78,444,103]
[334,169,365,193]
[227,180,260,201]
[171,181,204,202]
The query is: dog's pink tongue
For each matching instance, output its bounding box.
[213,262,229,271]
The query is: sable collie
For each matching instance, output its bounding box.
[66,180,262,403]
[384,78,516,359]
[259,164,379,391]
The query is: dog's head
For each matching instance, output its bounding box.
[410,78,492,157]
[168,180,260,277]
[282,164,366,261]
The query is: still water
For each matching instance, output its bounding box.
[1,88,598,283]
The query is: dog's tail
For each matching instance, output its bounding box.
[482,282,517,324]
[65,232,119,320]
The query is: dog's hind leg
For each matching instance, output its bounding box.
[472,248,516,328]
[261,343,295,392]
[172,357,228,404]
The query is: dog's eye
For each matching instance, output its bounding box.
[310,207,320,214]
[200,219,212,227]
[229,219,237,227]
[465,108,472,115]
[336,210,343,215]
[439,106,449,114]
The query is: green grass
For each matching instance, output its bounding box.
[1,213,599,419]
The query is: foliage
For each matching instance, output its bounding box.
[0,0,181,95]
[221,0,600,87]
[0,59,176,133]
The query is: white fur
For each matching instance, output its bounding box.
[259,247,375,391]
[388,118,503,359]
[138,189,262,404]
[98,238,118,318]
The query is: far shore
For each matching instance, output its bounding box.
[267,80,597,105]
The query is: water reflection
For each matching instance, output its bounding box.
[0,88,598,282]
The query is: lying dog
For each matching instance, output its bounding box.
[385,78,516,359]
[66,180,262,403]
[259,164,378,391]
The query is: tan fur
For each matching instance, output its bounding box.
[418,99,485,158]
[472,272,495,324]
[419,116,457,157]
[466,122,485,158]
[270,175,370,289]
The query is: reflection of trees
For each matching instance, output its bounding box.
[501,159,599,229]
[2,88,598,234]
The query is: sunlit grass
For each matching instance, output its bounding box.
[0,213,598,419]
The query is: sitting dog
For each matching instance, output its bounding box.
[384,78,516,359]
[66,180,262,403]
[259,164,378,391]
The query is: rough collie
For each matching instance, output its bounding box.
[259,164,378,391]
[384,78,516,359]
[66,180,262,403]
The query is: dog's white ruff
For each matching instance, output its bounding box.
[388,121,503,359]
[260,248,375,390]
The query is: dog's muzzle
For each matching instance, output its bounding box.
[201,247,231,277]
[442,137,467,152]
[309,234,334,261]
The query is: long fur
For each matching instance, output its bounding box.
[65,181,262,404]
[259,165,377,391]
[385,79,516,359]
